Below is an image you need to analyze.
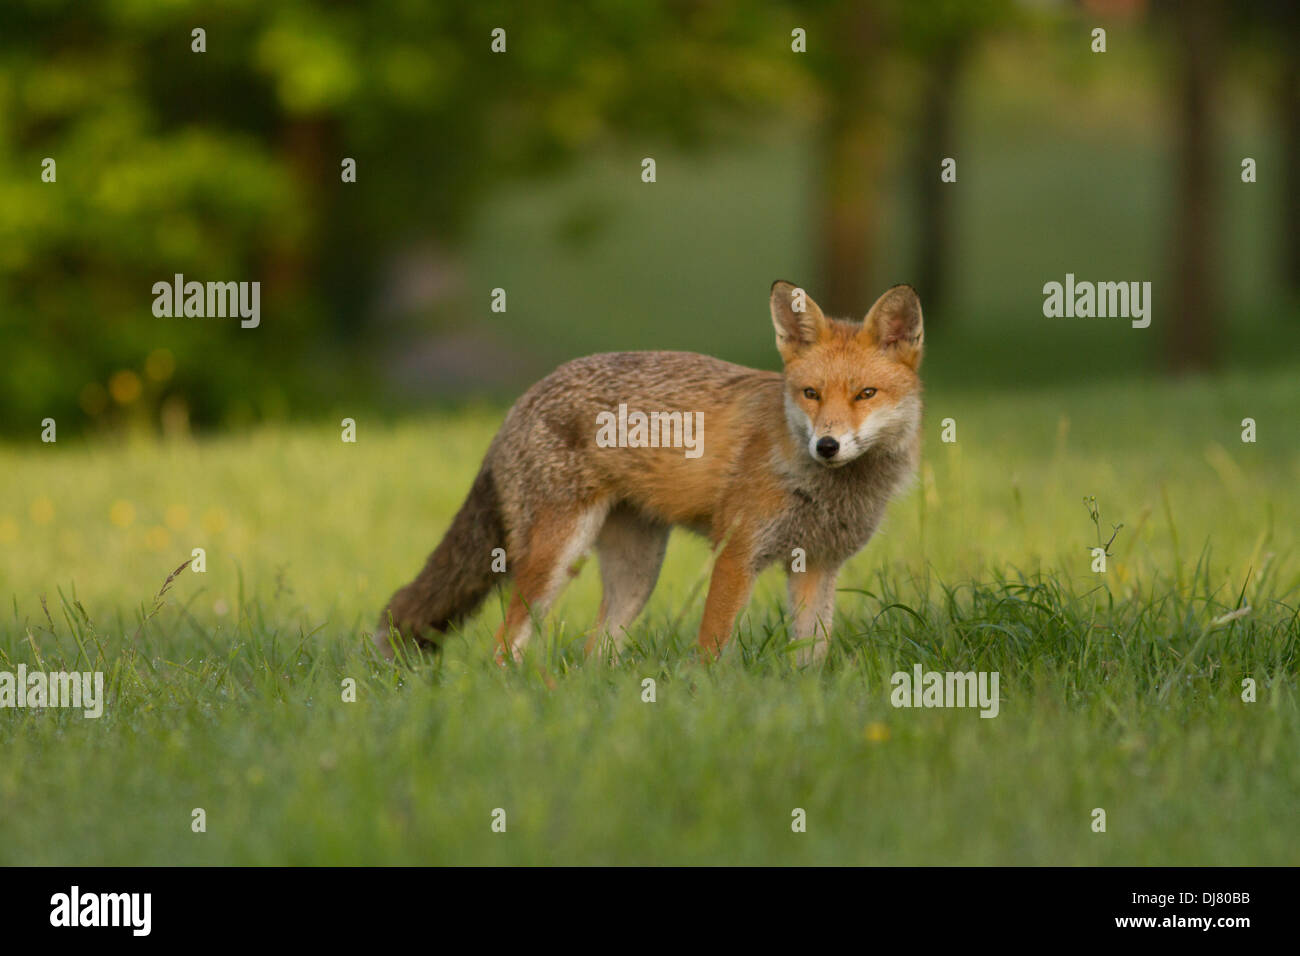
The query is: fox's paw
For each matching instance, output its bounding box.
[583,631,622,666]
[792,635,829,668]
[371,626,397,661]
[493,642,525,668]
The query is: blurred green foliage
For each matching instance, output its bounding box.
[1,1,1294,436]
[0,0,801,434]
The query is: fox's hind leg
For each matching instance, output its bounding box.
[586,505,670,660]
[494,501,608,664]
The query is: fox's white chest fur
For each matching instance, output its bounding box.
[755,443,916,569]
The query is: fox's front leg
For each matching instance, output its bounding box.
[788,563,839,665]
[697,544,757,659]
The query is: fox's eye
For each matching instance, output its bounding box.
[856,387,877,401]
[802,387,820,401]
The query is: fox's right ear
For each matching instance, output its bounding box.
[862,284,924,369]
[770,280,827,363]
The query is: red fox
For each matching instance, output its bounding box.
[377,281,923,665]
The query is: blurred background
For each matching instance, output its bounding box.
[0,0,1296,437]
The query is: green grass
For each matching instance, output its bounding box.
[1,363,1298,864]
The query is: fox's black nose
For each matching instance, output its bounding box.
[816,437,839,459]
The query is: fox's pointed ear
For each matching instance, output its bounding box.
[770,280,827,363]
[862,284,923,369]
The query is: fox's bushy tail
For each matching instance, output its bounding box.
[377,463,505,648]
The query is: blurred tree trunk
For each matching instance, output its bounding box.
[279,116,372,341]
[1280,8,1300,298]
[818,5,884,316]
[914,43,966,320]
[274,117,331,318]
[1167,0,1220,373]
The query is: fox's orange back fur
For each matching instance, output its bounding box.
[378,281,924,665]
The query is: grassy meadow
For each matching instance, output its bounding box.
[1,361,1297,865]
[3,31,1298,865]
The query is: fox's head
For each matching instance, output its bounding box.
[771,281,923,468]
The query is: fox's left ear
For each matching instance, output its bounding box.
[770,280,828,363]
[862,284,923,369]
